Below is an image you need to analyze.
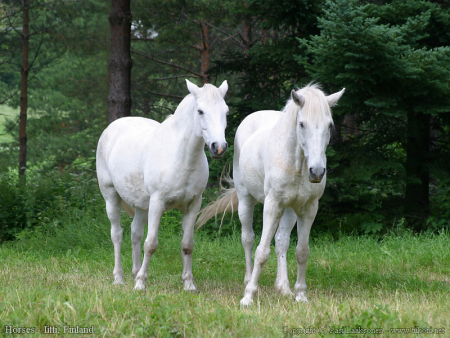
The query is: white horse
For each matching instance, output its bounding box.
[197,84,344,305]
[97,80,229,291]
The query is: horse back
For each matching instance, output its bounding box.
[235,110,282,152]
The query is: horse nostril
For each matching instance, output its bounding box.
[309,167,313,175]
[211,142,217,153]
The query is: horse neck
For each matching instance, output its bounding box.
[273,108,305,173]
[171,106,205,167]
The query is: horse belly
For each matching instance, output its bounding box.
[107,144,151,209]
[240,151,266,203]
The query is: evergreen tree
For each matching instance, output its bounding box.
[298,0,450,229]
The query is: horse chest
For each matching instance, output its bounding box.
[269,172,325,208]
[150,166,206,211]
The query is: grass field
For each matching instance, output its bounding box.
[0,105,18,143]
[0,205,449,337]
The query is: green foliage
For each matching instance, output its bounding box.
[0,168,101,243]
[0,0,109,170]
[294,0,450,230]
[1,0,450,237]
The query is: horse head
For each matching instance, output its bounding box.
[291,86,345,183]
[186,79,229,159]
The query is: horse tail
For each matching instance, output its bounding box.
[121,200,135,218]
[196,173,239,230]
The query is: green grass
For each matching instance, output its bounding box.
[0,105,18,143]
[1,206,449,337]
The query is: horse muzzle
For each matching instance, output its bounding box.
[210,142,228,159]
[309,167,326,183]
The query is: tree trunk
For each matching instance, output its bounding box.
[241,15,252,103]
[19,0,30,179]
[242,15,252,52]
[200,22,210,85]
[342,113,359,141]
[404,109,430,229]
[330,122,342,146]
[108,0,132,123]
[430,115,439,151]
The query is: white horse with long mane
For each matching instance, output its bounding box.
[197,84,344,306]
[97,80,229,291]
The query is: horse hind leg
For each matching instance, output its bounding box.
[274,208,297,297]
[105,190,124,284]
[238,193,256,285]
[241,197,284,306]
[131,208,148,277]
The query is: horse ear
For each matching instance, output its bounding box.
[291,90,305,108]
[326,88,345,107]
[218,80,228,98]
[186,79,201,97]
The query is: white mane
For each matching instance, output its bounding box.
[282,84,332,124]
[173,84,223,117]
[174,94,196,116]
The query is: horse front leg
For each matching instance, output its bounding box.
[241,195,284,307]
[180,196,202,292]
[131,208,148,277]
[274,208,297,296]
[294,200,318,303]
[134,198,165,291]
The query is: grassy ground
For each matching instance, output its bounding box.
[0,206,449,337]
[0,104,18,143]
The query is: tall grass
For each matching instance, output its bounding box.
[1,185,449,337]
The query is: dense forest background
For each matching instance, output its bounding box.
[1,0,450,242]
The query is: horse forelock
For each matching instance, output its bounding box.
[175,84,223,117]
[197,83,224,102]
[283,84,332,125]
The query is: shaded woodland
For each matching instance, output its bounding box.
[1,0,450,241]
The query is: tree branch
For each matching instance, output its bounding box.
[190,44,202,51]
[134,74,200,86]
[0,0,79,22]
[132,51,202,77]
[183,13,241,47]
[133,88,184,99]
[131,37,155,42]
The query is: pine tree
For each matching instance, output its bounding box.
[298,0,450,229]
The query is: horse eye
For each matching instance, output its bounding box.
[198,109,204,115]
[299,122,304,128]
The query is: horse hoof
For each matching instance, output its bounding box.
[184,283,198,293]
[134,280,146,291]
[295,293,309,303]
[276,288,294,297]
[275,282,293,297]
[113,279,125,285]
[240,296,253,307]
